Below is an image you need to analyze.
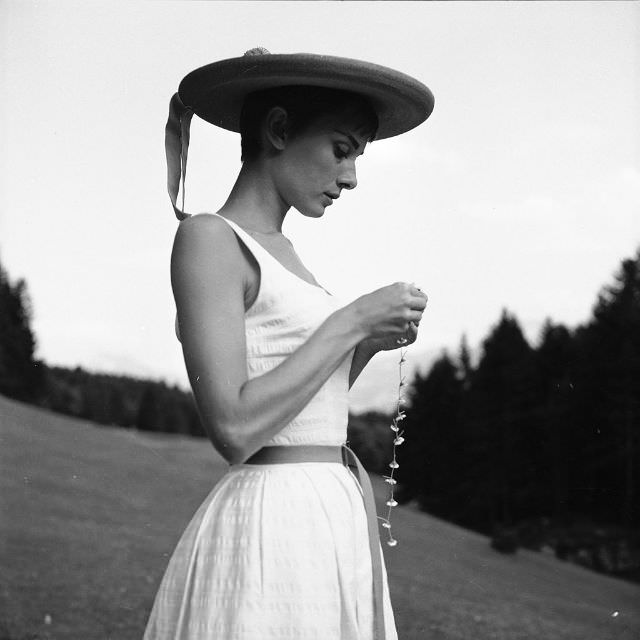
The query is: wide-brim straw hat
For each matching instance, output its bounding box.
[166,48,435,219]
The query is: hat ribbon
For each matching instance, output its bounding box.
[165,93,194,220]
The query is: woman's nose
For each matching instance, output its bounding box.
[338,162,357,190]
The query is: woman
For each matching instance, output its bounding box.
[144,49,433,639]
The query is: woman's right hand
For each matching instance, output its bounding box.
[348,282,428,341]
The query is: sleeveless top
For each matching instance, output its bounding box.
[175,212,355,447]
[149,214,398,640]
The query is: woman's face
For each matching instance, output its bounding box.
[273,112,369,218]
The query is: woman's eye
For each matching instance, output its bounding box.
[334,144,349,159]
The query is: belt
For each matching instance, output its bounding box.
[243,444,386,640]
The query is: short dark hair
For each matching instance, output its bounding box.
[239,85,378,162]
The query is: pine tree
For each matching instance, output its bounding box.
[397,351,464,518]
[0,257,43,401]
[581,250,640,525]
[458,333,472,390]
[466,310,537,529]
[535,320,576,520]
[137,383,164,432]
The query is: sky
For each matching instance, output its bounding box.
[1,1,639,412]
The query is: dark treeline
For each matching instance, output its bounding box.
[39,365,204,437]
[0,255,203,437]
[1,249,638,578]
[0,260,44,402]
[390,248,640,579]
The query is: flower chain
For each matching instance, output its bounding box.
[378,345,408,547]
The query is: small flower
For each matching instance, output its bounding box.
[385,344,410,549]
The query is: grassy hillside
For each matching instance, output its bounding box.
[1,395,638,640]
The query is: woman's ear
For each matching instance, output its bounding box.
[263,106,288,152]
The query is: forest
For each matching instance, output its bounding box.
[1,248,639,580]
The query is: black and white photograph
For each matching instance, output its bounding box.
[1,2,639,639]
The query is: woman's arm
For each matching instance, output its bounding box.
[172,214,426,464]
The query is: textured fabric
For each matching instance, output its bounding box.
[144,213,398,639]
[242,444,388,640]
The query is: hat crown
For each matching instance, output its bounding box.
[244,47,270,57]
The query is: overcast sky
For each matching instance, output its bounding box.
[1,1,638,412]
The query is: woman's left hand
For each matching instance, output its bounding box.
[360,320,420,355]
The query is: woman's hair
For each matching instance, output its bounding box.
[239,85,379,162]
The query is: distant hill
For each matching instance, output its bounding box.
[1,394,639,640]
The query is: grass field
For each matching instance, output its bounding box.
[1,394,639,640]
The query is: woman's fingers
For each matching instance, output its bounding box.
[358,282,427,341]
[407,287,428,310]
[397,320,419,336]
[404,321,419,345]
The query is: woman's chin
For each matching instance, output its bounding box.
[296,205,326,219]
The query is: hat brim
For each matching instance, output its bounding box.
[178,53,434,140]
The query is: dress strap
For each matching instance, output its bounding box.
[207,212,278,270]
[242,444,387,640]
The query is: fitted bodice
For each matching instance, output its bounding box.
[176,213,354,446]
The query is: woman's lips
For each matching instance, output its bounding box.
[323,192,339,205]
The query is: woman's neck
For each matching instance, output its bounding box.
[218,161,289,233]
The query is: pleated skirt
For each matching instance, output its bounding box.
[143,461,397,639]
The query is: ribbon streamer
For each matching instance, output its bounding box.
[165,93,194,220]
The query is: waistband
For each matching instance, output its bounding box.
[243,444,344,465]
[243,444,386,640]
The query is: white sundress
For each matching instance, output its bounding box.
[143,213,397,640]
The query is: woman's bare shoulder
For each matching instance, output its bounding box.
[172,213,243,273]
[174,212,236,244]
